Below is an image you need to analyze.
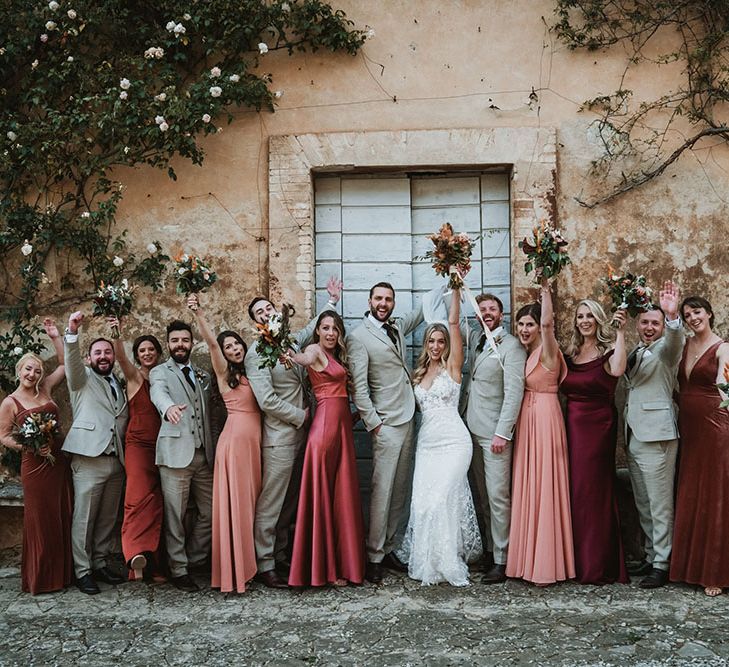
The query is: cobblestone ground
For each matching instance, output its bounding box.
[1,555,728,667]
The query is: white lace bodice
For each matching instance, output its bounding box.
[414,370,461,413]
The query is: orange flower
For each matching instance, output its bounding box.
[724,361,729,383]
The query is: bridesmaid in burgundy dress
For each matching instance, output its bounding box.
[285,310,366,587]
[670,296,729,597]
[0,319,73,594]
[109,317,164,581]
[561,300,629,585]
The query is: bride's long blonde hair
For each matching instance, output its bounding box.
[412,323,450,386]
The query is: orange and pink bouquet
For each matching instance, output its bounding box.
[419,222,476,289]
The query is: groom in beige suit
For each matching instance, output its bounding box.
[150,319,213,592]
[461,293,526,583]
[623,280,683,589]
[64,311,128,595]
[348,282,423,583]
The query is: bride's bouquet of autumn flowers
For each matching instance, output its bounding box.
[603,268,655,327]
[254,304,297,369]
[419,222,477,289]
[718,362,729,408]
[92,278,136,338]
[14,412,58,465]
[518,221,571,282]
[174,254,218,295]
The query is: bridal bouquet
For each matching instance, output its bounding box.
[718,362,729,408]
[14,412,58,465]
[603,269,654,326]
[418,222,476,289]
[174,254,217,295]
[254,304,297,369]
[518,222,571,281]
[92,279,136,338]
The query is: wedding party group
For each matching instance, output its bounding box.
[1,270,728,600]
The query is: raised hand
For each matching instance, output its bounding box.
[658,280,680,320]
[68,311,84,334]
[42,318,60,339]
[326,276,343,304]
[187,294,200,312]
[106,315,122,332]
[612,307,627,331]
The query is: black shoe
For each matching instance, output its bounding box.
[254,570,289,589]
[188,559,211,575]
[171,574,200,592]
[482,563,507,584]
[76,573,101,595]
[365,561,383,584]
[382,552,408,573]
[640,568,669,589]
[93,566,126,585]
[275,559,291,577]
[628,560,653,576]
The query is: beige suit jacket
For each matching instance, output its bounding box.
[62,337,128,464]
[622,323,685,443]
[150,359,213,469]
[460,327,526,441]
[347,305,424,432]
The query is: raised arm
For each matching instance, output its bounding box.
[446,288,464,379]
[607,308,628,377]
[64,311,88,392]
[187,294,228,382]
[107,317,143,395]
[41,317,66,391]
[657,280,685,366]
[286,343,327,371]
[539,280,559,371]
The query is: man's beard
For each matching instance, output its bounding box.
[90,361,113,376]
[370,305,394,322]
[170,347,191,363]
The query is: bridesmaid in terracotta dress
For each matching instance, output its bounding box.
[507,281,575,586]
[108,317,165,581]
[670,296,729,597]
[285,310,366,587]
[561,300,629,585]
[188,294,261,594]
[0,319,73,594]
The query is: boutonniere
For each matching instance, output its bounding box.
[194,369,209,387]
[492,335,503,346]
[116,375,127,391]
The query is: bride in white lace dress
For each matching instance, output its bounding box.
[397,287,482,586]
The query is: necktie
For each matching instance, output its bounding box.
[627,345,644,372]
[104,376,118,402]
[476,334,487,354]
[383,321,399,349]
[182,366,195,389]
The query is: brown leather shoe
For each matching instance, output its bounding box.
[254,570,288,589]
[365,561,383,584]
[382,552,408,573]
[482,563,507,584]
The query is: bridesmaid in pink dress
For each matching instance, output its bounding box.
[285,310,366,587]
[507,281,575,585]
[189,295,262,593]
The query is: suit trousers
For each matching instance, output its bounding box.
[473,435,512,564]
[368,420,415,563]
[69,453,125,578]
[626,434,678,570]
[254,433,306,573]
[159,448,214,578]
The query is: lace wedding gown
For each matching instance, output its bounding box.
[397,369,482,586]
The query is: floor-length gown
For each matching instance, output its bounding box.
[12,397,73,594]
[397,370,482,586]
[211,379,262,593]
[561,351,628,584]
[289,354,365,586]
[121,379,164,576]
[507,347,575,584]
[670,341,729,589]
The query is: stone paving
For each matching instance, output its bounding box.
[1,552,729,667]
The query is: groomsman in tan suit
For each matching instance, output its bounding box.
[150,319,213,592]
[246,278,342,588]
[347,282,423,583]
[63,311,128,595]
[461,293,526,583]
[623,280,684,589]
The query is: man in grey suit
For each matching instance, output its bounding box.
[623,280,684,589]
[150,319,213,592]
[245,278,342,588]
[347,282,423,583]
[461,293,526,583]
[63,311,128,595]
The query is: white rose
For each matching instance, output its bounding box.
[173,23,186,35]
[146,243,158,254]
[119,90,127,100]
[6,131,17,142]
[155,115,165,125]
[119,78,131,90]
[121,278,129,289]
[45,21,57,30]
[67,9,77,19]
[181,254,189,261]
[123,146,130,154]
[31,59,39,69]
[258,42,268,54]
[159,121,169,132]
[209,86,222,98]
[228,74,239,82]
[366,28,375,39]
[66,56,73,62]
[210,66,221,78]
[165,21,176,31]
[154,92,167,102]
[202,113,211,123]
[183,13,191,20]
[48,0,59,10]
[112,255,124,267]
[21,240,33,256]
[274,90,283,99]
[178,267,186,275]
[281,2,290,11]
[40,34,49,43]
[81,211,90,218]
[13,346,23,356]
